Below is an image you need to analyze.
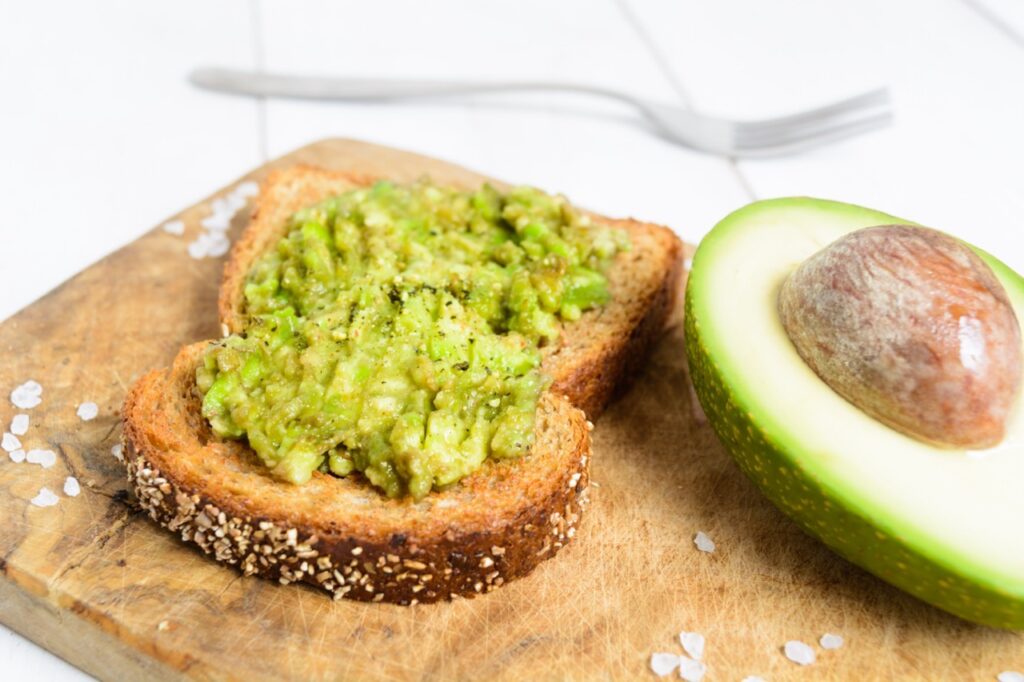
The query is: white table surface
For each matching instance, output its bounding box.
[2,1,1023,679]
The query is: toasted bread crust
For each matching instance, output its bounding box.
[219,166,684,418]
[218,166,377,333]
[542,216,684,418]
[125,166,681,603]
[123,344,591,604]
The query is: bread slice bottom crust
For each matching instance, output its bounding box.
[123,343,592,604]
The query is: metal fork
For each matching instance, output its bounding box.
[190,68,892,158]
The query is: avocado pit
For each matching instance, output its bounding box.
[778,224,1022,449]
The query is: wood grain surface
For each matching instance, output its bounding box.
[0,139,1020,681]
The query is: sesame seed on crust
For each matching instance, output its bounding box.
[125,439,590,603]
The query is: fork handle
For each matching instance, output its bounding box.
[190,67,636,107]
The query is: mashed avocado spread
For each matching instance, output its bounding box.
[197,181,628,499]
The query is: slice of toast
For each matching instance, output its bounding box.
[123,167,683,603]
[124,343,590,604]
[220,166,684,417]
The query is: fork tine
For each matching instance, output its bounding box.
[734,111,894,156]
[733,87,891,136]
[735,103,891,147]
[734,107,892,147]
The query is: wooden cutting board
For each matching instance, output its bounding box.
[0,139,1020,681]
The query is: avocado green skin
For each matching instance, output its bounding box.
[684,197,1024,629]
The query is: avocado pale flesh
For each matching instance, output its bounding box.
[685,198,1024,629]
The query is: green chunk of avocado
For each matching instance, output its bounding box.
[685,197,1024,629]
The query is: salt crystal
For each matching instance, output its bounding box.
[206,232,231,258]
[2,432,21,452]
[820,633,843,650]
[998,673,1024,682]
[211,197,231,215]
[201,212,232,232]
[10,380,42,409]
[12,392,42,409]
[225,192,247,211]
[188,236,210,259]
[31,487,59,507]
[650,653,680,677]
[694,531,715,553]
[679,632,705,660]
[63,476,81,497]
[162,220,185,235]
[10,414,28,435]
[234,181,259,198]
[21,380,42,394]
[111,443,124,462]
[784,640,816,666]
[9,449,25,463]
[741,677,766,682]
[26,448,56,468]
[678,658,706,682]
[77,402,99,421]
[207,241,231,258]
[683,258,693,271]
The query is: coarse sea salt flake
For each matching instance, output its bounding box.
[27,449,56,468]
[12,392,41,409]
[9,449,25,463]
[234,181,259,198]
[188,236,209,258]
[741,677,766,682]
[77,402,99,421]
[694,531,715,553]
[998,672,1024,682]
[111,443,124,462]
[650,653,680,677]
[202,212,232,232]
[11,381,42,409]
[64,476,81,497]
[225,192,247,211]
[679,632,705,660]
[784,640,816,665]
[206,232,231,258]
[162,220,185,235]
[678,658,706,682]
[2,432,21,452]
[31,487,59,507]
[10,414,29,435]
[820,633,843,650]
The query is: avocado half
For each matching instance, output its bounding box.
[685,197,1024,629]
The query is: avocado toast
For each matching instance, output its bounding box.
[122,166,683,604]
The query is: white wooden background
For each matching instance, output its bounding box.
[2,1,1023,678]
